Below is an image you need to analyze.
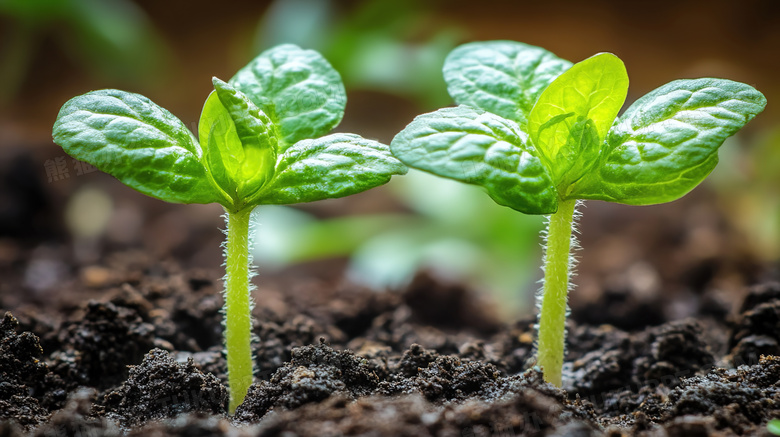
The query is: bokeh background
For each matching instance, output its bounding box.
[1,0,778,320]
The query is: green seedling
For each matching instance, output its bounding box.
[52,44,407,412]
[391,40,766,386]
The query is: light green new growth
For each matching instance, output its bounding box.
[391,40,766,386]
[768,418,780,435]
[52,44,407,413]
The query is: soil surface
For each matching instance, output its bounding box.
[1,243,780,436]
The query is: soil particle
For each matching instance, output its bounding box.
[326,285,401,339]
[728,282,780,366]
[126,413,237,437]
[401,273,501,335]
[571,318,715,411]
[235,340,381,422]
[637,355,780,435]
[100,348,228,429]
[251,388,597,437]
[249,370,599,437]
[49,301,157,390]
[0,422,22,437]
[254,315,335,379]
[664,415,717,437]
[570,284,667,332]
[104,267,225,354]
[353,273,506,358]
[484,319,537,374]
[396,343,440,377]
[379,347,503,402]
[0,313,54,429]
[237,339,600,436]
[31,388,120,437]
[362,305,459,353]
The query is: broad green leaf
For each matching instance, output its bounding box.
[53,89,226,205]
[528,52,628,190]
[255,133,407,205]
[229,44,346,147]
[571,78,767,204]
[443,41,572,127]
[390,106,557,214]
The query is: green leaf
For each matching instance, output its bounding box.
[443,40,572,127]
[199,90,240,200]
[768,419,780,436]
[53,89,226,205]
[229,44,346,147]
[390,105,557,214]
[256,133,407,205]
[571,78,767,204]
[527,52,628,190]
[198,78,278,208]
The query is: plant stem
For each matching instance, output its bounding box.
[537,198,577,387]
[225,207,254,413]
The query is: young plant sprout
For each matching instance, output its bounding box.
[391,40,766,387]
[52,44,407,412]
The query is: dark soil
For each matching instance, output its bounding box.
[2,243,780,436]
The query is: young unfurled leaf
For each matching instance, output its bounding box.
[199,90,240,202]
[230,44,346,148]
[527,52,628,191]
[199,78,278,208]
[528,53,627,161]
[52,89,228,205]
[571,78,767,204]
[390,105,557,214]
[443,41,572,127]
[258,133,407,205]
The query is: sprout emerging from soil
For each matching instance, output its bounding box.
[52,44,406,412]
[390,40,766,386]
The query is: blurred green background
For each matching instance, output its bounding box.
[1,0,778,317]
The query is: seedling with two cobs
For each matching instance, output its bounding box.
[391,40,766,386]
[52,44,407,412]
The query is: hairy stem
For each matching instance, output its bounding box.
[225,208,254,413]
[537,198,577,387]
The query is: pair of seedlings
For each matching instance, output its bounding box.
[53,42,766,412]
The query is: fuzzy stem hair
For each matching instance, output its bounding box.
[224,207,255,413]
[536,198,579,387]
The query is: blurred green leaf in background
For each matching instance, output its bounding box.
[253,0,462,108]
[0,0,168,105]
[711,130,780,263]
[253,171,545,315]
